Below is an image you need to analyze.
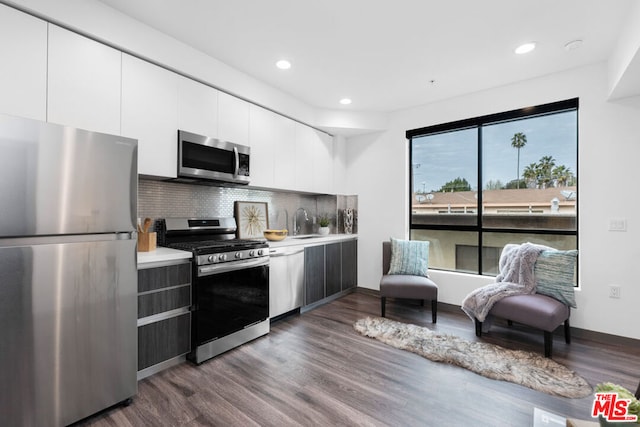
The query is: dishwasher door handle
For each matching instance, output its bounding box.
[270,248,305,257]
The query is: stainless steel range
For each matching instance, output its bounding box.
[161,217,269,364]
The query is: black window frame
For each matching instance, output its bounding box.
[406,98,579,275]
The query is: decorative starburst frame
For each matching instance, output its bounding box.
[234,201,269,239]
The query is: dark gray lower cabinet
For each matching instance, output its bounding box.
[137,259,191,378]
[304,239,357,306]
[138,313,190,371]
[342,239,357,290]
[304,245,325,305]
[325,243,342,296]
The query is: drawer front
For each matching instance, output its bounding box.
[138,263,191,292]
[138,313,190,371]
[138,285,191,319]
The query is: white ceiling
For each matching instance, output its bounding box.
[98,0,635,113]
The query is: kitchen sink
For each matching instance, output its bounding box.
[290,234,321,239]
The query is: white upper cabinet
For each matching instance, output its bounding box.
[293,124,334,193]
[294,123,316,192]
[249,105,296,189]
[47,25,121,135]
[178,76,218,138]
[248,105,275,188]
[218,91,250,146]
[313,131,334,194]
[272,114,297,190]
[0,4,47,121]
[122,54,179,178]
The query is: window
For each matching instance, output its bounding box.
[407,99,578,276]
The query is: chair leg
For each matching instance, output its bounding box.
[431,300,437,323]
[381,297,386,317]
[475,319,482,337]
[564,318,571,344]
[544,331,553,358]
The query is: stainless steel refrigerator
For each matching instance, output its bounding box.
[0,114,138,426]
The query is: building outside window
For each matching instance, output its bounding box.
[407,98,578,276]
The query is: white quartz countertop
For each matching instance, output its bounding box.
[136,234,356,265]
[137,247,192,266]
[265,233,357,249]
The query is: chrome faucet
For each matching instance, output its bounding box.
[292,207,308,236]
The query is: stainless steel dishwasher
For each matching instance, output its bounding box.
[269,246,305,318]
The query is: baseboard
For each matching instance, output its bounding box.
[352,287,640,347]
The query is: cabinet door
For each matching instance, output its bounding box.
[122,54,178,178]
[248,105,298,189]
[294,123,315,192]
[0,4,47,121]
[248,105,275,188]
[313,130,334,194]
[342,240,358,290]
[178,76,218,138]
[138,263,191,293]
[304,245,325,305]
[138,313,190,371]
[218,91,249,145]
[325,243,342,297]
[48,25,121,135]
[273,116,297,190]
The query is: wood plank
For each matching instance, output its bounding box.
[78,292,640,427]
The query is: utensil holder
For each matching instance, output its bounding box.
[138,232,157,252]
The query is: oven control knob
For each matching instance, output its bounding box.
[208,255,216,263]
[249,250,255,257]
[257,249,264,256]
[235,252,242,259]
[218,254,226,261]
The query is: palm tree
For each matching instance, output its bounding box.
[511,132,527,189]
[523,163,538,188]
[552,165,571,187]
[538,155,556,189]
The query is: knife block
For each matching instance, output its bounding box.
[138,232,157,252]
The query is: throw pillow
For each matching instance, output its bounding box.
[388,238,429,276]
[534,249,578,308]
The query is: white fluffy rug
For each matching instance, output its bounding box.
[353,316,592,399]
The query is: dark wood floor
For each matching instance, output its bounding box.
[79,291,640,427]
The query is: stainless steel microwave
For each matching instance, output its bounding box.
[177,130,250,185]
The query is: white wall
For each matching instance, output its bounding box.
[347,62,640,340]
[608,0,640,99]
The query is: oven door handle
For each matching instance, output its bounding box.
[198,257,269,276]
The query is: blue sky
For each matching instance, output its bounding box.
[412,110,577,193]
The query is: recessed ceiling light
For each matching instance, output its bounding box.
[339,98,352,105]
[515,42,536,55]
[564,39,583,51]
[276,59,291,70]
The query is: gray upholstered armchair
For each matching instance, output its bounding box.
[380,241,438,322]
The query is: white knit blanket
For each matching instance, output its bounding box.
[461,242,552,322]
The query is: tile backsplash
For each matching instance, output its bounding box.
[138,179,357,235]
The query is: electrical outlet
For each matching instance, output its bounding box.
[609,285,621,299]
[608,218,627,231]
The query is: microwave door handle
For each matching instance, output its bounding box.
[233,146,239,176]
